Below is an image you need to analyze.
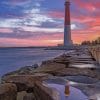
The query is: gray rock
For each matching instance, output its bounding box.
[32,64,39,69]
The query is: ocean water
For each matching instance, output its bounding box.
[0,47,64,77]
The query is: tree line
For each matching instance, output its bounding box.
[81,37,100,45]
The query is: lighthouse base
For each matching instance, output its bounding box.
[64,40,73,47]
[64,25,73,47]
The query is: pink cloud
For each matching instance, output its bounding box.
[0,28,13,33]
[48,11,64,19]
[0,37,63,47]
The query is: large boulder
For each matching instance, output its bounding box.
[2,74,51,92]
[17,91,35,100]
[53,67,100,79]
[18,64,39,75]
[23,93,35,100]
[0,83,17,100]
[34,62,66,74]
[34,81,60,100]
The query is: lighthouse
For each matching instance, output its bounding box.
[64,0,72,46]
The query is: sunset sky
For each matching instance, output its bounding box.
[0,0,100,47]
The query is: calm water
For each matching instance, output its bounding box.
[43,83,88,100]
[43,77,88,100]
[0,48,64,76]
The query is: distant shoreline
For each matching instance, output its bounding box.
[0,46,48,49]
[0,46,61,48]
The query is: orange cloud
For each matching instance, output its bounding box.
[72,31,100,44]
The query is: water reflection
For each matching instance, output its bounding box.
[43,77,89,100]
[43,83,88,100]
[43,76,100,100]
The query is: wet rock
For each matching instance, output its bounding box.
[70,61,96,64]
[64,75,99,84]
[2,64,39,77]
[2,75,37,92]
[20,64,39,71]
[42,60,54,65]
[17,91,27,100]
[16,64,39,75]
[18,67,33,75]
[69,63,98,68]
[17,91,35,100]
[53,67,100,79]
[72,83,100,100]
[2,70,19,78]
[33,64,39,69]
[0,83,17,100]
[2,74,51,92]
[34,81,59,100]
[23,93,35,100]
[89,94,100,100]
[34,62,66,73]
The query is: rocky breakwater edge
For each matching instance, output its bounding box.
[0,47,100,100]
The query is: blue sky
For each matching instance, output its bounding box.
[0,0,100,47]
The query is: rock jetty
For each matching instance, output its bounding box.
[0,46,100,100]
